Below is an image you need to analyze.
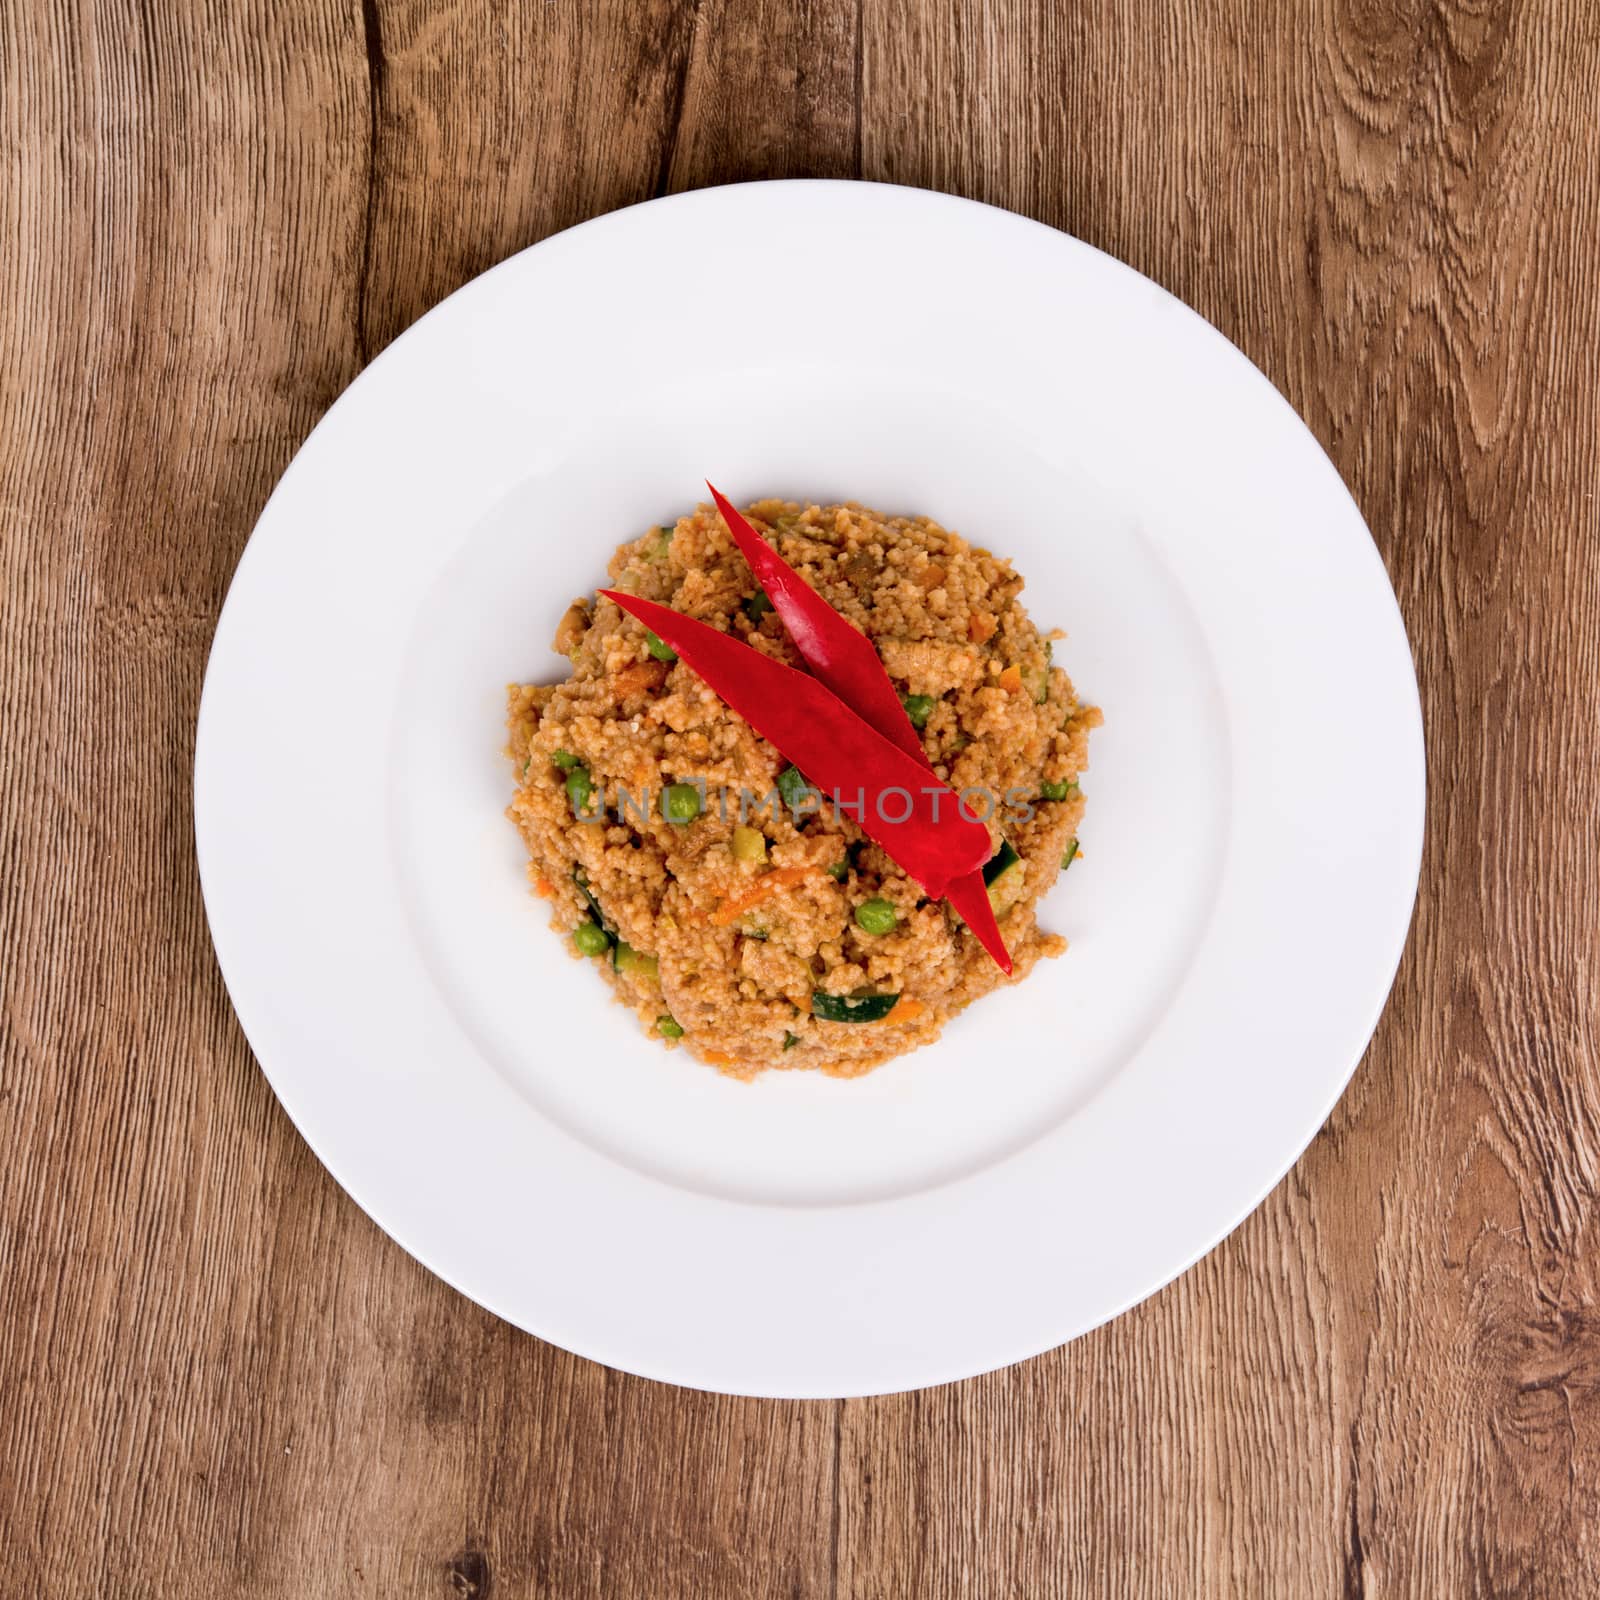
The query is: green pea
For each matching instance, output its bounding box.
[566,766,595,814]
[645,630,677,663]
[663,782,702,824]
[572,920,610,957]
[855,898,898,935]
[551,748,580,770]
[657,1015,684,1039]
[826,856,849,882]
[1062,839,1079,870]
[1041,779,1074,801]
[743,592,775,622]
[901,694,936,730]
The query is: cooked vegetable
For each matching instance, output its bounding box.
[709,485,928,763]
[998,664,1023,693]
[731,824,767,863]
[614,942,659,980]
[566,765,595,815]
[984,840,1025,914]
[855,898,898,935]
[698,486,1010,972]
[1040,779,1077,801]
[1062,838,1079,870]
[775,764,813,813]
[826,855,849,882]
[645,629,677,663]
[572,864,612,931]
[552,601,589,655]
[551,748,580,770]
[614,659,670,697]
[981,840,1020,885]
[901,693,936,730]
[663,783,701,824]
[743,592,775,622]
[572,864,612,930]
[572,920,610,957]
[811,991,901,1023]
[711,865,816,927]
[782,1031,801,1050]
[657,1014,684,1038]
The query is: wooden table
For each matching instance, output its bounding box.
[6,2,1598,1593]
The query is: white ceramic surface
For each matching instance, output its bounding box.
[195,180,1424,1397]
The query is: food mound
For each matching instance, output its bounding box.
[505,498,1100,1078]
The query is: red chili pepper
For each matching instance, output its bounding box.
[600,590,993,899]
[708,485,923,763]
[707,485,1013,974]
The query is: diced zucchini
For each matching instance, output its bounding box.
[572,865,613,931]
[776,764,815,812]
[811,991,900,1023]
[983,840,1025,914]
[731,824,768,863]
[614,942,660,981]
[981,840,1020,886]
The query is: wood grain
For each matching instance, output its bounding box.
[4,0,1598,1593]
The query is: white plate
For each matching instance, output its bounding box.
[195,180,1423,1397]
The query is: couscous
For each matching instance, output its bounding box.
[505,499,1099,1078]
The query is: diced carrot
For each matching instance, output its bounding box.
[998,664,1024,693]
[702,1048,736,1066]
[921,564,947,589]
[968,612,998,644]
[710,865,817,927]
[533,877,554,898]
[888,997,925,1023]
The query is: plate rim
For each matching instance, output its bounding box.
[195,178,1425,1397]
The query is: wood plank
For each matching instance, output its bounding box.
[847,0,1600,1593]
[2,3,375,1595]
[4,0,1600,1592]
[2,1,852,1596]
